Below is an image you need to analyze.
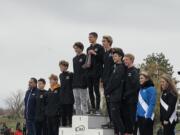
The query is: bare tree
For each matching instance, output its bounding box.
[5,90,24,118]
[0,108,4,115]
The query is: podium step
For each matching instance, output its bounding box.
[72,115,109,129]
[59,127,114,135]
[59,127,73,135]
[87,129,114,135]
[59,115,113,135]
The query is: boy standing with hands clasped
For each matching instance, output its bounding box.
[105,48,126,135]
[59,60,74,127]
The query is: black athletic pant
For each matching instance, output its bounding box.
[103,83,112,122]
[110,102,125,134]
[61,104,73,127]
[138,116,153,135]
[35,120,47,135]
[47,116,59,135]
[163,123,176,135]
[87,76,100,110]
[122,100,137,134]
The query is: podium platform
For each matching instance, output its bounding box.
[59,115,114,135]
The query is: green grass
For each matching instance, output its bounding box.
[0,116,24,132]
[176,123,180,131]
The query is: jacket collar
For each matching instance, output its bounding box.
[141,80,154,89]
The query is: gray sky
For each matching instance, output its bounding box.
[0,0,180,108]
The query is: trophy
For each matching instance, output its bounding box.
[82,54,92,69]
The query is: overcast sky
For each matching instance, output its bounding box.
[0,0,180,108]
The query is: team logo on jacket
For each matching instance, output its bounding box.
[40,95,43,98]
[109,53,112,57]
[79,58,83,62]
[32,93,35,96]
[54,91,58,93]
[66,76,70,79]
[128,73,132,77]
[94,48,98,52]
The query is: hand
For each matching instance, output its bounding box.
[163,121,169,125]
[88,50,97,55]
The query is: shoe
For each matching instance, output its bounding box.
[102,121,114,129]
[95,110,101,116]
[102,122,110,129]
[87,108,96,115]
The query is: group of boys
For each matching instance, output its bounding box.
[24,32,140,135]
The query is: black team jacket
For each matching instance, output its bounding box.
[86,44,105,78]
[45,86,61,117]
[72,53,87,89]
[102,49,114,87]
[105,63,126,102]
[35,89,47,122]
[123,66,140,103]
[160,90,178,124]
[59,71,75,104]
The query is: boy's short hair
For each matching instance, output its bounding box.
[89,32,98,38]
[73,42,84,51]
[38,78,46,84]
[30,77,37,84]
[103,35,113,46]
[59,60,69,68]
[124,53,135,62]
[112,48,124,58]
[49,74,58,81]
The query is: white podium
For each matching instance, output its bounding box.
[59,115,114,135]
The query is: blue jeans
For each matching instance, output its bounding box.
[26,120,36,135]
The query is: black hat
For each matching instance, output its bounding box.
[178,71,180,75]
[112,47,124,57]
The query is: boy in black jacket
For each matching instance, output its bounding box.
[45,74,61,135]
[72,42,88,115]
[86,32,105,114]
[59,60,74,127]
[35,78,47,135]
[122,54,140,135]
[105,48,126,135]
[101,35,114,128]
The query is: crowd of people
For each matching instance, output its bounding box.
[0,122,25,135]
[24,32,178,135]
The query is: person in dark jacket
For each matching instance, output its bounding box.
[160,74,178,135]
[46,74,61,135]
[72,42,88,115]
[122,53,140,135]
[24,77,38,135]
[15,122,23,135]
[105,48,126,135]
[86,32,105,114]
[137,71,157,135]
[59,60,74,127]
[35,78,47,135]
[22,123,26,135]
[101,35,114,128]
